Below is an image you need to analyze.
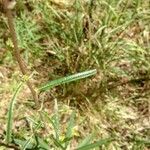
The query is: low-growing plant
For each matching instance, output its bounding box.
[1,0,149,149]
[1,69,114,149]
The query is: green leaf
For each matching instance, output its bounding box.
[50,135,65,150]
[39,69,97,92]
[43,111,60,140]
[64,111,75,148]
[76,138,113,150]
[61,137,73,144]
[53,98,60,140]
[6,82,24,144]
[42,99,60,140]
[22,123,42,150]
[77,133,95,148]
[37,136,51,150]
[14,139,34,149]
[22,137,35,150]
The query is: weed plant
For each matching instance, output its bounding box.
[0,0,150,149]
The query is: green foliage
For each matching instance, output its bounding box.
[76,138,113,150]
[41,105,112,150]
[64,111,75,148]
[39,69,97,92]
[14,139,34,149]
[1,0,149,149]
[15,12,43,60]
[11,107,112,150]
[5,69,102,149]
[6,81,24,144]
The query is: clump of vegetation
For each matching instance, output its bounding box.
[0,0,149,149]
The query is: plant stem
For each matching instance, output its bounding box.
[3,0,39,108]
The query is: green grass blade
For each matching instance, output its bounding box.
[50,135,65,150]
[39,69,97,92]
[42,99,60,140]
[76,138,113,150]
[37,136,51,150]
[43,111,60,140]
[13,139,34,149]
[22,123,42,150]
[53,98,60,140]
[64,111,75,148]
[6,82,24,144]
[22,137,34,150]
[77,133,95,148]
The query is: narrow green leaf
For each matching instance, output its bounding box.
[65,111,75,148]
[22,123,42,150]
[22,137,35,150]
[39,69,97,92]
[14,139,34,149]
[37,137,51,150]
[77,133,95,148]
[50,135,65,150]
[6,82,24,144]
[53,98,60,140]
[61,137,73,144]
[43,111,60,140]
[76,138,113,150]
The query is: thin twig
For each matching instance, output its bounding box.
[3,0,39,108]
